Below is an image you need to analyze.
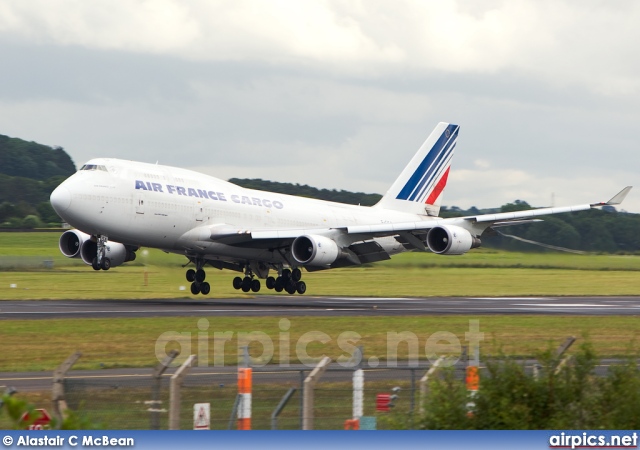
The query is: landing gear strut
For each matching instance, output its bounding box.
[91,235,111,271]
[186,259,210,296]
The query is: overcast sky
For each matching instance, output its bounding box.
[1,0,639,212]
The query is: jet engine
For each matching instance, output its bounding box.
[58,229,90,258]
[426,225,481,255]
[291,235,340,266]
[59,230,136,268]
[80,240,136,267]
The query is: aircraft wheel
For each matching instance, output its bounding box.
[100,257,111,271]
[195,269,206,283]
[274,277,284,292]
[190,282,201,295]
[92,257,101,271]
[285,283,297,295]
[186,269,196,282]
[292,268,302,282]
[232,276,243,290]
[241,277,251,292]
[266,276,276,289]
[251,279,261,293]
[296,281,306,295]
[200,282,211,295]
[282,269,291,280]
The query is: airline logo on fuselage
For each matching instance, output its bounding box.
[134,180,284,209]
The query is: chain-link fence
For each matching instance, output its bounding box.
[62,360,468,430]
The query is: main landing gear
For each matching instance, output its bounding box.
[267,268,306,295]
[230,267,306,295]
[186,261,210,295]
[91,235,111,271]
[232,267,262,293]
[186,261,308,296]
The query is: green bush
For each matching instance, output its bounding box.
[22,215,43,229]
[1,217,23,228]
[405,343,640,430]
[1,393,96,430]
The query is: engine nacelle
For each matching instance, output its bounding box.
[59,230,91,258]
[58,230,136,267]
[80,240,136,268]
[291,235,341,266]
[426,225,481,255]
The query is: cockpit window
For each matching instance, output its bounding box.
[80,164,108,172]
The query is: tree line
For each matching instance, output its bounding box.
[233,179,640,253]
[0,134,76,228]
[229,178,383,206]
[440,201,640,253]
[1,133,637,253]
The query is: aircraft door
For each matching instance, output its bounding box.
[195,201,207,223]
[135,193,145,216]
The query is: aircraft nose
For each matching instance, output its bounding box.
[50,185,72,214]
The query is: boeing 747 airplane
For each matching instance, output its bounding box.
[49,123,631,295]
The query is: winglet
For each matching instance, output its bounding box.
[592,186,632,207]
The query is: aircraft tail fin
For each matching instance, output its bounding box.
[376,122,458,216]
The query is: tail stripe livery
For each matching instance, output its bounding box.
[375,122,458,216]
[425,166,450,205]
[396,124,458,203]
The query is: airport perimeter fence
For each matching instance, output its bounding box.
[0,256,65,270]
[61,361,468,430]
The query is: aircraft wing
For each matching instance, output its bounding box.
[346,186,632,238]
[201,187,632,259]
[467,185,632,225]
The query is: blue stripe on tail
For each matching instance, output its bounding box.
[396,125,458,202]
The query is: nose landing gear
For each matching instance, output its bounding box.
[92,235,111,271]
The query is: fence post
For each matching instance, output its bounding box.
[299,370,305,430]
[168,354,197,430]
[228,395,242,430]
[271,388,297,430]
[419,356,445,414]
[241,345,250,368]
[303,356,331,430]
[353,369,364,421]
[554,336,576,375]
[52,351,82,427]
[149,349,179,430]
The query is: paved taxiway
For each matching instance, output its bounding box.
[1,296,639,319]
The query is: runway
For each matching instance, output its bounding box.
[1,296,639,319]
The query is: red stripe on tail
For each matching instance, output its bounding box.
[425,167,450,205]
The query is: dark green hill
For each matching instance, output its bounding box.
[0,134,75,180]
[0,134,76,227]
[229,178,382,206]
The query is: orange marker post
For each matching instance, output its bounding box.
[238,368,252,430]
[344,418,359,430]
[466,365,479,418]
[466,366,479,391]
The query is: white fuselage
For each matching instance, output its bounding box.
[52,158,437,264]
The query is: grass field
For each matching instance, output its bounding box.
[0,232,639,373]
[2,232,640,299]
[1,315,640,372]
